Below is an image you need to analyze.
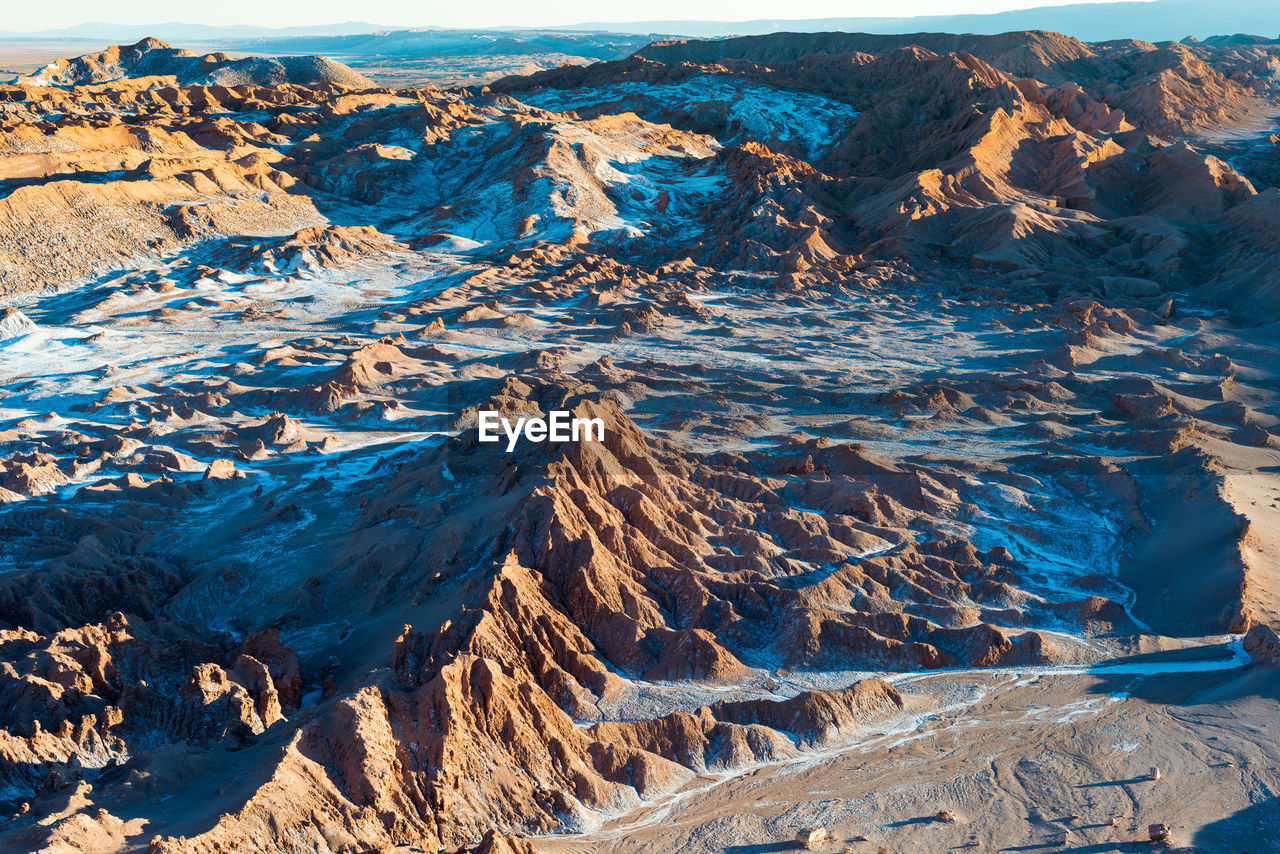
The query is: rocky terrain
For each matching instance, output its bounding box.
[0,29,1278,854]
[0,32,660,89]
[17,38,373,89]
[220,30,659,88]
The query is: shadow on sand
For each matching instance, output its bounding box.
[886,815,943,827]
[1001,844,1152,853]
[1194,798,1280,851]
[1073,777,1152,789]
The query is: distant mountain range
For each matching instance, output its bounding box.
[1,0,1278,46]
[219,30,656,61]
[570,0,1280,44]
[0,21,391,41]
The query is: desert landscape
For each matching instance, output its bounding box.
[0,16,1279,854]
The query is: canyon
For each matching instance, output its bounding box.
[0,29,1278,854]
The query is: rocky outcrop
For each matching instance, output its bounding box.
[1244,624,1280,666]
[20,38,372,89]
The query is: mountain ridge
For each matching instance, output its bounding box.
[17,37,373,88]
[3,0,1280,46]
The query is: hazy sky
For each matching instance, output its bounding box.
[5,0,1142,31]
